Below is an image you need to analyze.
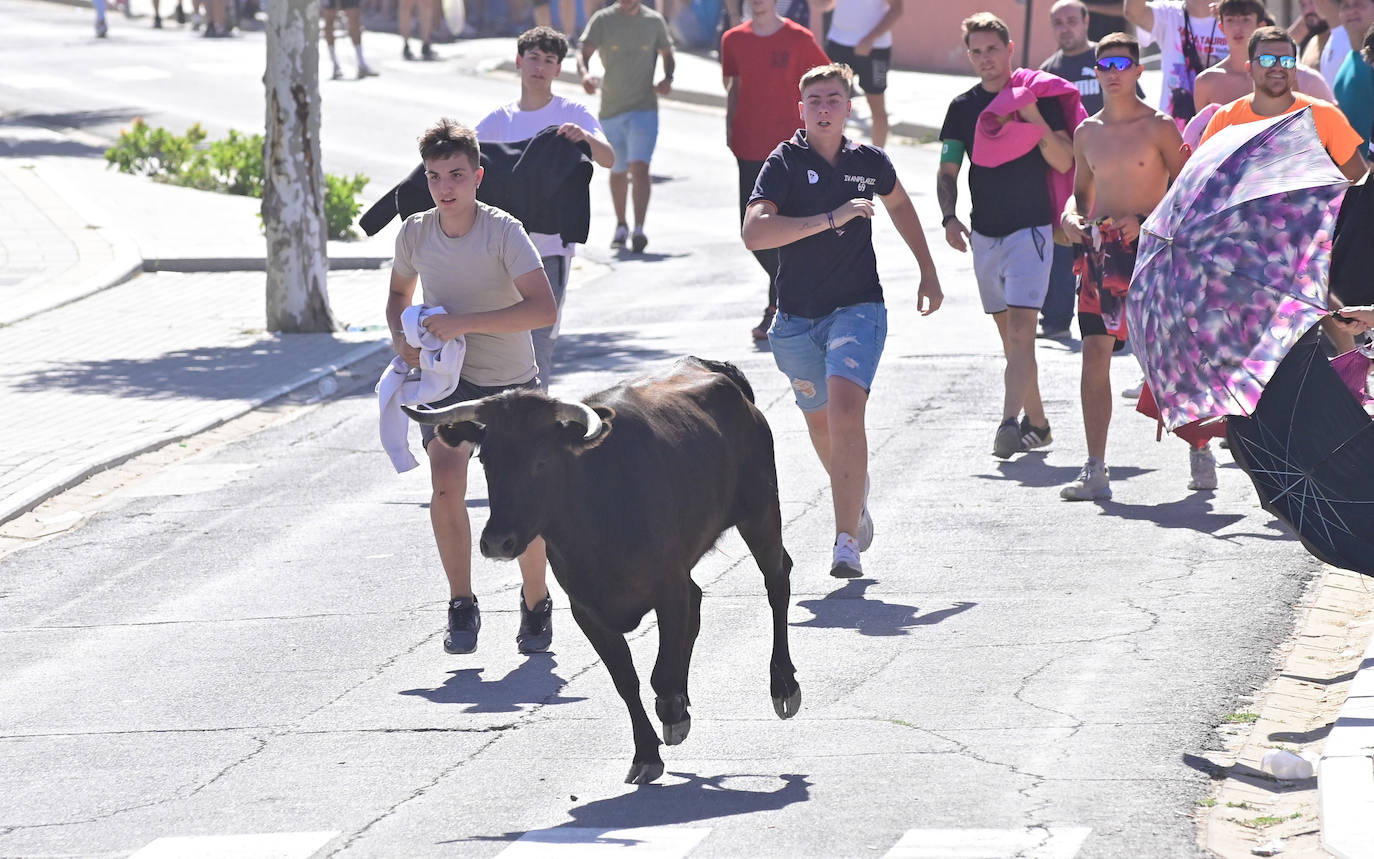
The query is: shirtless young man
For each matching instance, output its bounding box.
[1193,0,1334,111]
[1059,32,1194,500]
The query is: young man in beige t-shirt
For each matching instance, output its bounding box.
[386,119,558,656]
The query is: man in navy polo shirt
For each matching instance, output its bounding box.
[743,62,943,579]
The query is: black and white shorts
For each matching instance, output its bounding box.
[825,40,891,95]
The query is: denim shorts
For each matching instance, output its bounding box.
[767,302,887,412]
[601,109,659,172]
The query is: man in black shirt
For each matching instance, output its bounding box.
[938,12,1075,459]
[745,63,942,579]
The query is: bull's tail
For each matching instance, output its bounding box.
[688,356,755,404]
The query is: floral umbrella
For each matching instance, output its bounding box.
[1126,108,1347,432]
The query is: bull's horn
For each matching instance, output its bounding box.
[401,399,484,426]
[552,400,602,441]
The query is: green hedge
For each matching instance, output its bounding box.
[105,118,367,240]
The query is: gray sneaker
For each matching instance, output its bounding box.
[1188,445,1218,491]
[1060,459,1111,501]
[993,417,1025,458]
[856,474,873,552]
[443,596,480,654]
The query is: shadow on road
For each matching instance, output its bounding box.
[981,456,1156,488]
[1182,752,1314,794]
[458,772,811,844]
[397,656,587,713]
[551,331,681,377]
[12,336,367,400]
[793,578,975,636]
[1,109,139,159]
[1097,495,1247,535]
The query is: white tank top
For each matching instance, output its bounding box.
[826,0,893,50]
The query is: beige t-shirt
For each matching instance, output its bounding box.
[393,204,543,386]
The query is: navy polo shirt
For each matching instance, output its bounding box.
[749,131,897,319]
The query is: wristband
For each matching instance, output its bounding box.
[941,213,957,227]
[826,210,844,236]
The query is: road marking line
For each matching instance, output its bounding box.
[884,827,1092,859]
[128,831,339,858]
[496,826,712,858]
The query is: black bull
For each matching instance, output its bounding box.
[404,356,801,784]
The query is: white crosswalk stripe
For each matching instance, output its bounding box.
[883,827,1092,859]
[496,826,712,858]
[128,831,339,859]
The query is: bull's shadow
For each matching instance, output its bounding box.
[793,578,975,636]
[462,772,811,844]
[398,657,586,714]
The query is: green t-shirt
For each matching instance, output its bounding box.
[581,4,672,120]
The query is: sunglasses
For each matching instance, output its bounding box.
[1094,56,1136,71]
[1254,53,1298,68]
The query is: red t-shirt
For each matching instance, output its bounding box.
[721,18,830,162]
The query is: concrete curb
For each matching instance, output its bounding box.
[1320,631,1374,859]
[141,256,393,273]
[0,339,391,526]
[484,59,939,142]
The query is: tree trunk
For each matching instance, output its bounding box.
[262,0,336,333]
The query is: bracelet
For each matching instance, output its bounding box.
[826,210,844,236]
[941,213,957,227]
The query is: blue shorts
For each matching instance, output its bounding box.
[768,302,887,412]
[601,109,658,173]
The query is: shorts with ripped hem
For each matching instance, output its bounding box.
[767,301,887,412]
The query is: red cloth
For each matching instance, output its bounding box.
[721,19,831,162]
[971,68,1087,219]
[1136,383,1229,446]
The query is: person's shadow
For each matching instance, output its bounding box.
[398,656,586,713]
[793,579,975,636]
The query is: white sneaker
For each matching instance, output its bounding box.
[1060,458,1112,501]
[1121,379,1144,399]
[856,475,873,552]
[1188,445,1218,490]
[331,64,344,80]
[830,533,862,578]
[610,223,629,249]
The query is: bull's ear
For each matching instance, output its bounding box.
[437,422,485,449]
[562,406,614,450]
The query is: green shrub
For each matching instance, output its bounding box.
[324,172,369,240]
[106,121,367,241]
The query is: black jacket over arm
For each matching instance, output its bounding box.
[358,126,594,250]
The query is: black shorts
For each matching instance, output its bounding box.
[322,0,360,9]
[420,376,541,448]
[824,40,890,95]
[1077,311,1127,352]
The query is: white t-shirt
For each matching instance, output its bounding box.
[475,95,602,259]
[1320,25,1353,90]
[826,0,892,50]
[1136,1,1227,118]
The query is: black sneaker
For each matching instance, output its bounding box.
[630,228,648,253]
[516,590,553,654]
[1019,415,1052,449]
[174,2,186,24]
[402,42,414,60]
[444,596,480,654]
[421,42,436,60]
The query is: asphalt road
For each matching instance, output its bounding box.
[0,2,1323,857]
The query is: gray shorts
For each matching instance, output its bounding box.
[971,226,1053,313]
[420,376,540,449]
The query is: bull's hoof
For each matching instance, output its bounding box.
[772,687,802,719]
[624,761,665,784]
[663,714,691,746]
